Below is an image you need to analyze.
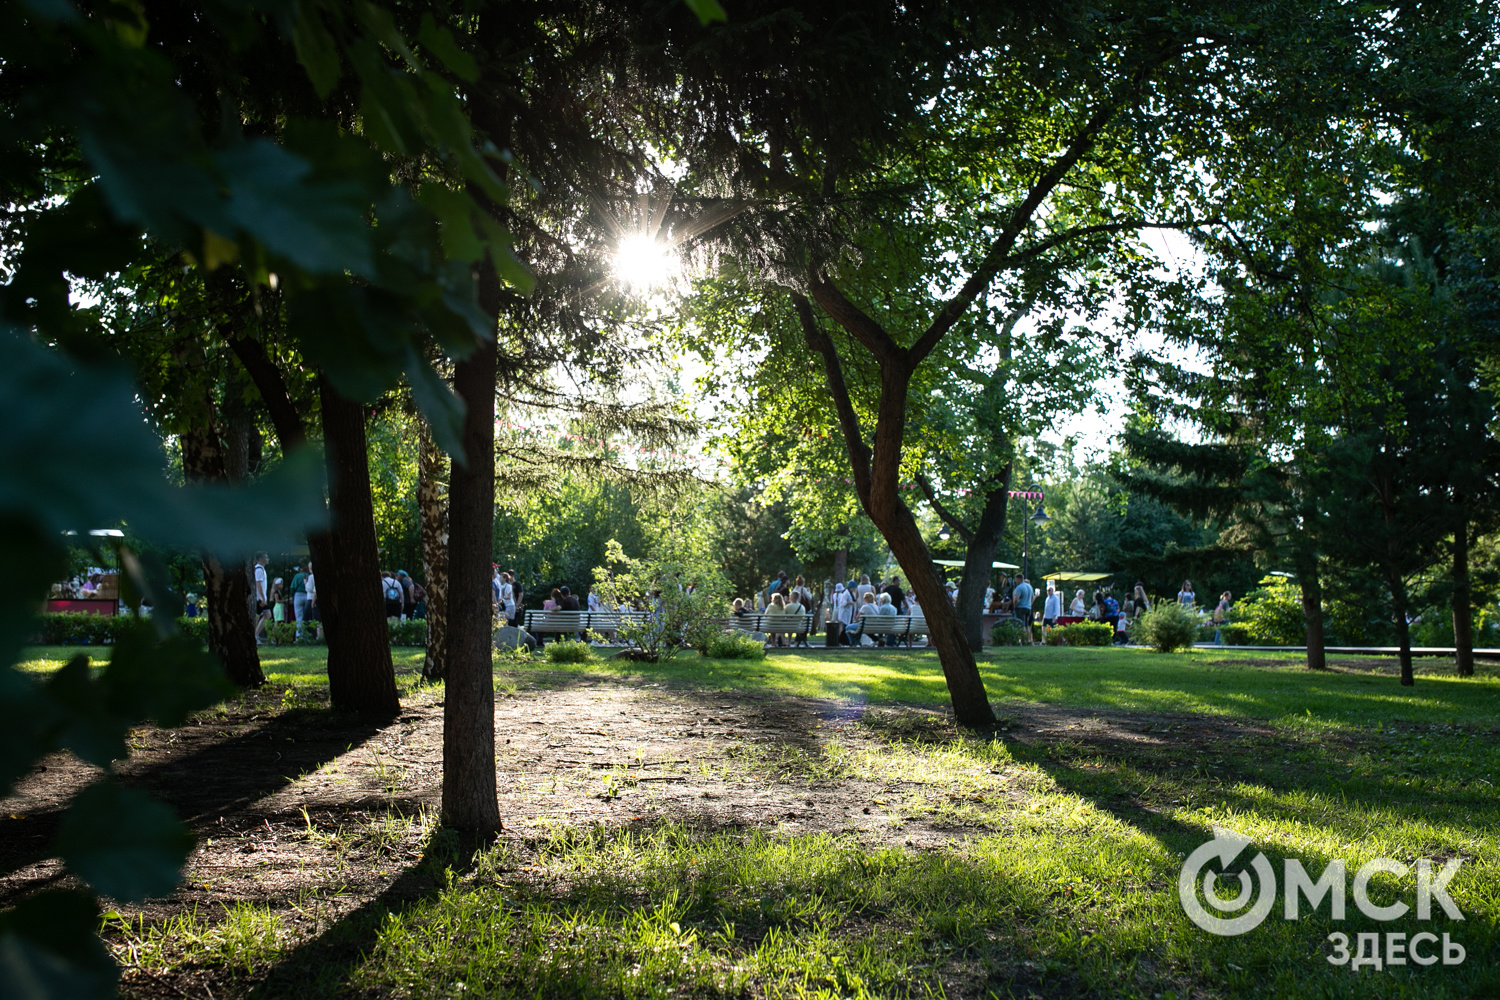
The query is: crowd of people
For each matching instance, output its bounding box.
[168,557,1238,650]
[241,554,430,645]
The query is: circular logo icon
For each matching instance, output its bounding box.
[1178,827,1276,936]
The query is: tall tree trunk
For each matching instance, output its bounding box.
[442,262,502,833]
[179,425,263,687]
[319,377,400,715]
[832,540,848,592]
[1391,574,1415,687]
[419,413,451,681]
[953,466,1012,653]
[1293,551,1325,671]
[796,292,995,727]
[225,336,337,656]
[1452,509,1474,677]
[879,500,996,726]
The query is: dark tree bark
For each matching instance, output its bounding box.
[831,541,848,592]
[319,377,401,714]
[922,465,1012,654]
[1391,572,1415,687]
[179,424,264,688]
[1292,551,1325,671]
[224,336,339,632]
[418,414,451,681]
[442,261,502,832]
[1452,509,1474,677]
[795,294,995,727]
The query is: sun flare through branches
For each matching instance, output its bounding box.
[612,232,679,291]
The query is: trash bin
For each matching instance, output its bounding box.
[825,621,843,647]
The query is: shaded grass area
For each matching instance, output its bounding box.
[14,644,1500,998]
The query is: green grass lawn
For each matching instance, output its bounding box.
[16,644,1500,998]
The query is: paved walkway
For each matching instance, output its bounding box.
[1193,644,1500,659]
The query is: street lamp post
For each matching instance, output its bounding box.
[1012,484,1050,581]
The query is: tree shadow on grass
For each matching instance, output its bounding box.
[0,705,388,899]
[247,826,492,999]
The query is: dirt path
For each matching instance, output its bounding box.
[0,672,1276,908]
[0,671,1294,999]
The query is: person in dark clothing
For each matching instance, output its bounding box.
[559,586,581,611]
[881,575,907,615]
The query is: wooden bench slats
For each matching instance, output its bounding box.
[522,610,650,633]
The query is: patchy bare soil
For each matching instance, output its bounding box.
[0,669,1298,999]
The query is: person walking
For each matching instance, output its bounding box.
[831,583,854,626]
[382,571,404,619]
[1012,575,1035,645]
[270,577,286,631]
[1070,588,1087,617]
[1132,584,1151,615]
[252,552,272,643]
[1043,583,1061,638]
[304,564,320,641]
[1213,591,1233,645]
[290,563,311,642]
[1177,580,1196,607]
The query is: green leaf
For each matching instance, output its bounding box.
[54,781,193,902]
[405,349,468,463]
[42,654,127,771]
[0,890,116,1000]
[217,139,376,278]
[683,0,727,24]
[101,629,235,729]
[475,214,535,294]
[417,13,478,82]
[417,183,483,263]
[290,3,342,100]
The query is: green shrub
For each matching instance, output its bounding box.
[705,632,766,660]
[989,618,1026,646]
[1135,603,1200,652]
[269,621,310,646]
[1235,577,1305,645]
[387,618,428,647]
[176,615,210,644]
[1053,622,1113,647]
[33,612,128,644]
[544,639,595,663]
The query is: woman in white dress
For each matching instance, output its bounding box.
[832,583,855,625]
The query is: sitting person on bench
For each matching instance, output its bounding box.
[846,591,879,645]
[784,589,809,648]
[765,592,790,647]
[873,592,898,646]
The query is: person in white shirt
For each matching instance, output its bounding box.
[1069,588,1087,617]
[587,585,603,613]
[252,552,271,643]
[831,583,854,625]
[1043,584,1061,632]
